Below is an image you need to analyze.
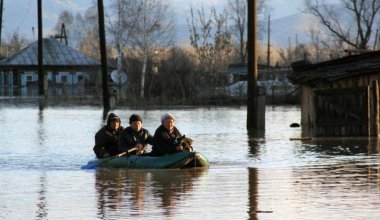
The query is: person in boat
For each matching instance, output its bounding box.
[119,114,154,155]
[151,113,193,156]
[93,113,124,158]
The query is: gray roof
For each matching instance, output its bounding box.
[228,64,247,76]
[289,50,380,85]
[0,38,100,70]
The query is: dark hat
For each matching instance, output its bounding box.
[107,113,121,124]
[129,114,143,124]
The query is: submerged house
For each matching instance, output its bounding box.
[289,51,380,137]
[227,63,296,103]
[0,38,101,95]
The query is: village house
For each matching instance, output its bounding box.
[227,63,297,104]
[0,38,101,96]
[289,51,380,137]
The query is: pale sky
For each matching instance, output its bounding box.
[269,0,305,18]
[1,0,340,40]
[270,0,340,18]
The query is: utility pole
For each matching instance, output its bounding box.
[97,0,110,110]
[0,0,3,54]
[37,0,44,96]
[247,0,259,129]
[266,14,271,67]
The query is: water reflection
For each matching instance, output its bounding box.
[37,106,46,146]
[3,105,380,219]
[248,168,258,220]
[150,168,208,216]
[102,109,109,121]
[95,169,130,218]
[301,138,380,155]
[289,162,380,218]
[0,86,96,97]
[35,172,48,220]
[247,129,265,157]
[95,168,208,219]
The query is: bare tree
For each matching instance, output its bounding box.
[227,0,268,64]
[123,0,175,99]
[2,31,30,57]
[304,0,380,50]
[227,0,246,64]
[75,3,104,60]
[149,47,197,103]
[278,43,312,66]
[107,0,139,86]
[188,6,233,75]
[305,27,347,61]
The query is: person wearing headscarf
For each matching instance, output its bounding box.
[151,113,184,156]
[93,113,124,158]
[119,114,154,155]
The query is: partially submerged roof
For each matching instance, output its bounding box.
[228,63,292,76]
[289,50,380,85]
[0,38,100,71]
[228,64,247,76]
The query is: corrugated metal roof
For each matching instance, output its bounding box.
[0,38,100,67]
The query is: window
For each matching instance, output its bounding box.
[62,76,68,84]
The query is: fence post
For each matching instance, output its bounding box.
[372,80,379,137]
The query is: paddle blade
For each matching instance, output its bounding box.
[81,160,99,169]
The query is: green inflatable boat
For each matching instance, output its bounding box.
[82,151,209,169]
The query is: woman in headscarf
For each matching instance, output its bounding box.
[151,113,189,156]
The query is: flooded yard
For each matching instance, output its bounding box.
[1,104,380,219]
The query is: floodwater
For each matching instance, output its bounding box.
[1,104,380,219]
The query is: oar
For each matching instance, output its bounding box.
[82,147,138,169]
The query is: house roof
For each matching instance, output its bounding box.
[228,63,292,76]
[0,38,100,71]
[288,50,380,85]
[228,64,247,75]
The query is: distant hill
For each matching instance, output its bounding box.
[270,13,319,47]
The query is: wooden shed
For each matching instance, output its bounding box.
[289,51,380,137]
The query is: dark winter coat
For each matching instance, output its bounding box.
[118,127,154,154]
[93,113,124,158]
[151,125,182,156]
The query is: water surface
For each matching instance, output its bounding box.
[1,105,379,219]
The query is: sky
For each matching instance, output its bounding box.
[270,0,305,18]
[0,0,339,41]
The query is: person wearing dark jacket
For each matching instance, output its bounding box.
[93,113,124,158]
[119,114,154,155]
[151,113,184,156]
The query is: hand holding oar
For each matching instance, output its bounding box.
[115,147,138,157]
[82,147,138,169]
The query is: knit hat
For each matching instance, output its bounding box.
[107,113,121,124]
[129,114,143,124]
[161,113,175,123]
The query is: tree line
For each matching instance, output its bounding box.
[1,0,379,103]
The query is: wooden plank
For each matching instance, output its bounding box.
[372,80,380,137]
[366,85,370,137]
[377,80,380,137]
[314,86,370,137]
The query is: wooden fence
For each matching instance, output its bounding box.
[313,80,380,137]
